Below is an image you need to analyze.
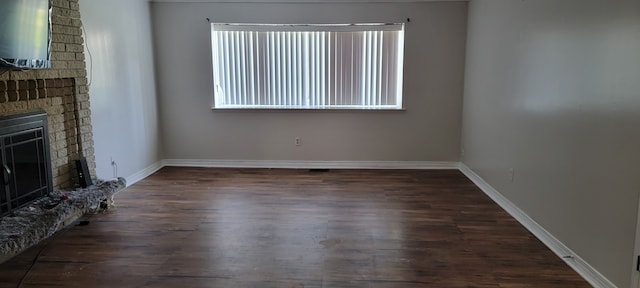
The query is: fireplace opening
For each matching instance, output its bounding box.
[0,111,53,217]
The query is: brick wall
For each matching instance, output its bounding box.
[0,0,95,189]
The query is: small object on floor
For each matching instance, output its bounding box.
[40,199,60,209]
[77,220,90,226]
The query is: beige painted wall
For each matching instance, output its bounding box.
[81,0,163,183]
[461,0,640,286]
[151,2,467,162]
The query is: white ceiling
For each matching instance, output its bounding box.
[149,0,468,3]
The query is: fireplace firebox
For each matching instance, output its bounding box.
[0,111,53,217]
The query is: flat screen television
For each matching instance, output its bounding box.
[0,0,52,70]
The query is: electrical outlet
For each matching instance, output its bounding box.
[295,137,302,146]
[508,168,515,182]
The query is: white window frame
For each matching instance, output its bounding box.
[210,23,405,110]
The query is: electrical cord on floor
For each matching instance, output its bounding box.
[16,236,52,288]
[15,219,89,288]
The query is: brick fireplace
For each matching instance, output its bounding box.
[0,0,130,264]
[0,0,95,190]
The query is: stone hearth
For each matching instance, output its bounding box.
[0,178,126,263]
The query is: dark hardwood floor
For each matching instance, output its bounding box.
[0,167,590,287]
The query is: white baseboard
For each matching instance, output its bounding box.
[124,161,164,187]
[162,159,459,170]
[458,163,616,288]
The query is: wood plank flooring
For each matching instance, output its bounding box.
[0,167,591,287]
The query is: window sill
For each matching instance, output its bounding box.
[211,106,406,112]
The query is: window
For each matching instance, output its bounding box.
[210,23,405,110]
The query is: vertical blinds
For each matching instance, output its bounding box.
[211,23,404,109]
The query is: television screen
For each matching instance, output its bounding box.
[0,0,52,69]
